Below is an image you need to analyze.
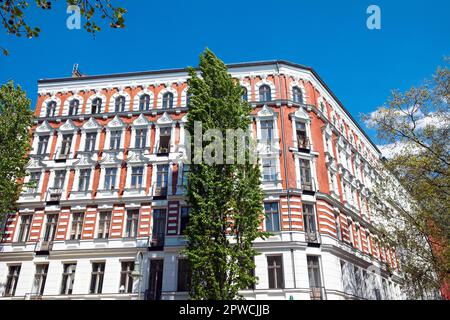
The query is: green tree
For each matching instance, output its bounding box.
[182,49,268,300]
[1,0,126,55]
[363,57,449,299]
[0,80,34,233]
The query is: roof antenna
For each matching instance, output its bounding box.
[72,63,83,78]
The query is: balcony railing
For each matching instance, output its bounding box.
[34,239,53,254]
[149,232,165,248]
[310,286,326,300]
[46,188,63,202]
[296,138,311,151]
[305,230,321,244]
[152,183,168,198]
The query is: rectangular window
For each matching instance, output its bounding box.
[148,260,164,300]
[125,210,139,238]
[177,259,191,292]
[302,204,317,242]
[78,169,91,191]
[155,164,169,196]
[307,256,323,299]
[17,215,32,242]
[110,131,121,150]
[264,202,280,232]
[179,207,190,235]
[267,255,284,289]
[90,262,105,294]
[262,158,277,182]
[4,265,21,296]
[37,136,49,155]
[43,214,58,242]
[97,212,111,239]
[53,170,66,189]
[151,209,166,246]
[130,166,144,189]
[33,264,48,296]
[120,261,135,294]
[181,164,190,186]
[260,120,274,141]
[299,159,312,190]
[296,122,308,149]
[85,132,97,152]
[60,134,73,157]
[158,127,171,153]
[28,171,41,193]
[135,129,147,148]
[104,168,117,190]
[70,212,84,240]
[60,263,76,295]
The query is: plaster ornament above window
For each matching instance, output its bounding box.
[82,117,101,130]
[157,112,173,125]
[293,106,310,122]
[132,113,151,127]
[127,150,147,164]
[35,120,53,133]
[99,151,121,165]
[323,123,333,137]
[59,119,77,132]
[257,105,275,117]
[27,157,44,169]
[106,115,126,129]
[73,153,96,167]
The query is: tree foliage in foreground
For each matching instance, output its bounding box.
[0,0,126,55]
[363,57,449,299]
[182,49,268,300]
[0,80,34,231]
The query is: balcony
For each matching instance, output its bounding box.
[34,239,53,255]
[152,183,168,199]
[299,179,316,195]
[46,188,63,205]
[96,187,119,198]
[305,230,321,245]
[123,186,147,197]
[310,286,326,300]
[149,233,165,249]
[53,147,73,162]
[296,138,311,153]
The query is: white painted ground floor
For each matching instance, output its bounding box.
[0,232,405,300]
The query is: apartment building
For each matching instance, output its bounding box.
[0,60,405,300]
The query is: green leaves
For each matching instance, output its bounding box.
[0,80,34,230]
[1,1,127,55]
[365,57,449,299]
[182,49,265,300]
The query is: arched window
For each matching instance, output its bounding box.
[68,99,79,116]
[241,87,248,101]
[162,92,174,109]
[259,85,271,102]
[46,101,57,117]
[91,98,102,114]
[115,96,126,112]
[139,94,151,111]
[292,87,303,104]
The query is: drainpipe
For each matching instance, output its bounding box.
[276,62,292,235]
[276,62,297,290]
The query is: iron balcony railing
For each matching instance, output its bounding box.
[34,238,53,253]
[46,188,63,202]
[152,183,168,197]
[310,286,326,300]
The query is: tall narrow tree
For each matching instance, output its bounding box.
[0,81,34,232]
[183,49,268,299]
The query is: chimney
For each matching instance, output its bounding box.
[72,64,83,78]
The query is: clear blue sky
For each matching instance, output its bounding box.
[0,0,449,143]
